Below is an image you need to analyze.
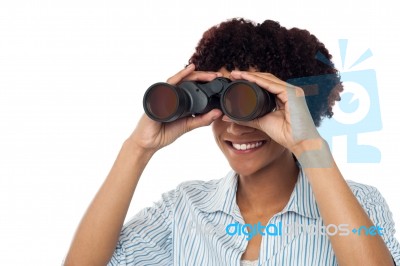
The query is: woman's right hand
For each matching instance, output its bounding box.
[128,64,223,154]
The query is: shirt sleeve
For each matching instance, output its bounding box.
[107,188,176,266]
[351,182,400,265]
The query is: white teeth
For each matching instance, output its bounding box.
[232,141,264,151]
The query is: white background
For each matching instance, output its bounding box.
[1,0,399,265]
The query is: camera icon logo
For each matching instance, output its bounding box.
[287,39,382,164]
[318,39,382,163]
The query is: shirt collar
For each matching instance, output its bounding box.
[201,166,320,220]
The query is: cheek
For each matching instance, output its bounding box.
[211,119,225,136]
[211,121,228,152]
[211,122,221,144]
[261,141,289,163]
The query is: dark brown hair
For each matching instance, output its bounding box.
[189,18,343,127]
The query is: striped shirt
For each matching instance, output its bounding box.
[108,168,400,265]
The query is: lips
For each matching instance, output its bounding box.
[226,140,267,152]
[232,141,264,151]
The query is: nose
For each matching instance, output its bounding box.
[226,120,256,136]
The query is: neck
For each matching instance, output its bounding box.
[236,150,299,218]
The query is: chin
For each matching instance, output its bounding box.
[229,160,268,177]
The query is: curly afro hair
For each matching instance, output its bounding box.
[188,18,343,127]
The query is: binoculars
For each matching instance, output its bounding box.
[143,77,276,123]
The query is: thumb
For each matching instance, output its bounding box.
[186,109,223,132]
[221,115,263,130]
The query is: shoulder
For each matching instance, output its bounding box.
[346,180,393,219]
[172,170,236,195]
[176,177,224,193]
[346,180,400,264]
[156,177,224,202]
[162,171,235,212]
[169,176,226,203]
[346,180,386,205]
[347,180,381,200]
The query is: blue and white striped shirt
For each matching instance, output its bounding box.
[108,168,400,265]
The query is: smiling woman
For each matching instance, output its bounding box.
[64,18,400,266]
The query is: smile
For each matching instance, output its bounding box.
[228,141,266,151]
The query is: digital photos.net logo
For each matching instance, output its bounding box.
[320,40,381,163]
[225,222,384,241]
[187,220,385,241]
[289,40,382,163]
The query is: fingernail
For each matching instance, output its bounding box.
[186,64,195,70]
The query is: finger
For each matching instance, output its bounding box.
[166,64,195,85]
[245,72,288,86]
[185,109,223,132]
[222,111,286,138]
[221,114,263,131]
[231,71,287,86]
[182,71,223,83]
[230,70,293,95]
[166,64,223,85]
[229,71,288,110]
[235,72,289,104]
[230,70,307,106]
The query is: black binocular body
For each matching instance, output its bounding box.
[143,77,276,123]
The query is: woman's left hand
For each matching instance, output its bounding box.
[229,70,322,155]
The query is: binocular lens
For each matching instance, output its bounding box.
[223,82,257,119]
[143,78,274,122]
[145,84,179,120]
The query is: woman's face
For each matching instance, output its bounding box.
[212,117,288,176]
[212,68,289,176]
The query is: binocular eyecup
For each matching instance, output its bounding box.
[143,77,275,123]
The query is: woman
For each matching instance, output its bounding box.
[64,18,399,265]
